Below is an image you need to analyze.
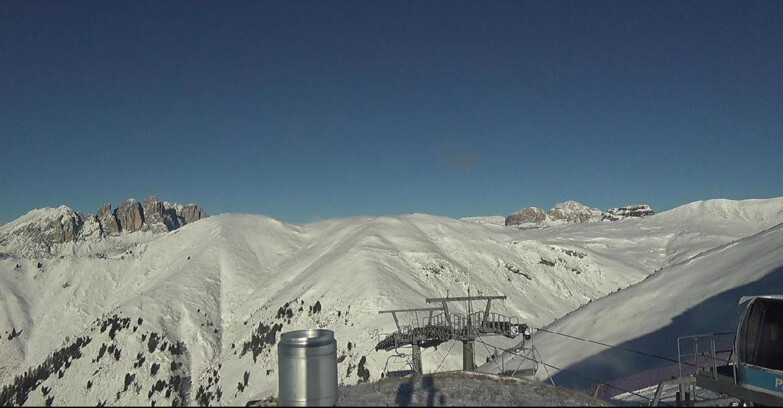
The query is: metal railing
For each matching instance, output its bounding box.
[677,332,735,380]
[481,312,520,335]
[425,311,521,337]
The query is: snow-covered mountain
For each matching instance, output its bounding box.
[1,197,781,406]
[502,200,654,229]
[478,197,783,401]
[0,197,208,259]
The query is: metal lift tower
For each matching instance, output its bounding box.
[376,291,529,373]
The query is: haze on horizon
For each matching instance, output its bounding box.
[1,1,781,225]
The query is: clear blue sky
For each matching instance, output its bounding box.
[1,1,781,225]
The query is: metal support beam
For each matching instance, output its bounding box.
[378,307,444,331]
[412,344,423,375]
[483,299,492,325]
[426,295,506,303]
[462,340,475,371]
[441,302,451,326]
[379,307,444,314]
[392,313,400,331]
[695,373,783,407]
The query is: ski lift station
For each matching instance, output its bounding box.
[653,295,783,406]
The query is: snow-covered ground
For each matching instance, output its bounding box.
[0,197,781,406]
[478,198,783,404]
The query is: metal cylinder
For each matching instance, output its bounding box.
[278,329,338,406]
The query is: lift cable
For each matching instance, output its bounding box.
[473,337,675,407]
[476,333,504,374]
[433,340,458,374]
[532,326,680,364]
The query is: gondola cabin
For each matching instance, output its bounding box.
[659,296,783,406]
[735,295,783,399]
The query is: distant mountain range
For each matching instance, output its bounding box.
[502,200,655,228]
[0,197,781,406]
[0,197,207,258]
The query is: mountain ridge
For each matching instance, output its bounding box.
[1,197,782,405]
[0,198,208,258]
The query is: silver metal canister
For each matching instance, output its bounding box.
[277,329,338,406]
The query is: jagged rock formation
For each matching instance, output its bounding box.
[505,201,604,227]
[142,197,182,233]
[0,197,208,257]
[547,201,604,223]
[35,206,83,246]
[79,213,102,240]
[505,207,546,226]
[602,205,655,221]
[506,201,653,227]
[97,204,120,236]
[115,199,144,233]
[0,206,82,257]
[180,204,208,225]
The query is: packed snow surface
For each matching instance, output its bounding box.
[0,197,781,406]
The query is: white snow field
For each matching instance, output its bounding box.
[0,197,781,406]
[478,198,783,404]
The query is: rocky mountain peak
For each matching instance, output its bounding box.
[505,207,546,226]
[116,199,144,233]
[505,201,654,227]
[547,201,604,223]
[0,198,208,257]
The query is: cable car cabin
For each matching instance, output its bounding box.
[735,296,783,399]
[668,296,783,407]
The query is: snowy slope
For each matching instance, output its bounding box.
[0,197,781,406]
[478,199,783,396]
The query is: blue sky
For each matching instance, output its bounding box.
[1,1,781,225]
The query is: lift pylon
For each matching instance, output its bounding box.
[376,292,529,373]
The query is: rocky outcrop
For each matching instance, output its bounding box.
[97,204,120,236]
[79,213,102,240]
[0,206,84,257]
[547,201,604,223]
[142,197,181,233]
[180,204,208,224]
[115,199,144,233]
[603,205,655,221]
[505,207,546,226]
[42,207,83,244]
[0,197,208,257]
[140,198,208,232]
[505,201,654,227]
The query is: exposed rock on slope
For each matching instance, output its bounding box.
[0,197,208,257]
[505,207,546,226]
[547,201,604,224]
[0,206,83,256]
[142,197,182,233]
[180,204,208,224]
[505,201,653,227]
[602,205,655,221]
[97,203,120,236]
[505,201,604,227]
[116,199,145,233]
